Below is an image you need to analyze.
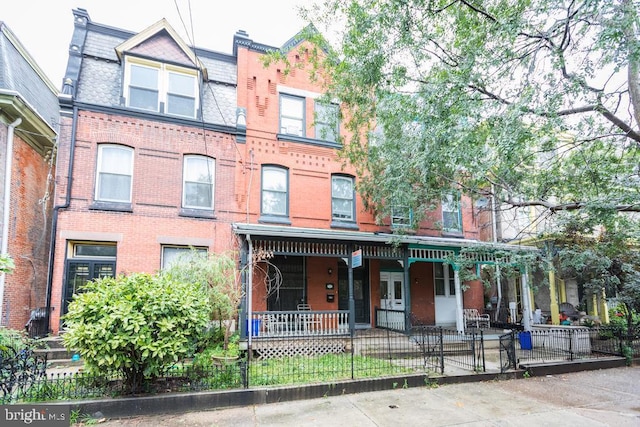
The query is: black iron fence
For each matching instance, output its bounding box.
[499,325,640,372]
[1,339,48,403]
[2,328,487,403]
[7,324,638,403]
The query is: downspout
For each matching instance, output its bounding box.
[0,117,22,324]
[44,105,78,333]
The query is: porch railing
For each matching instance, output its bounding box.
[375,308,405,332]
[249,310,349,337]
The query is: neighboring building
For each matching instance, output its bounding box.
[231,27,535,337]
[0,22,58,330]
[50,9,535,336]
[48,9,243,333]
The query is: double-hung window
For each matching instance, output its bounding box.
[442,193,462,233]
[280,95,305,136]
[314,101,339,142]
[391,206,412,228]
[95,145,133,203]
[125,58,197,118]
[332,175,355,222]
[261,166,288,217]
[183,155,214,210]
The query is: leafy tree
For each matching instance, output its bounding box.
[161,250,242,353]
[556,214,640,332]
[62,272,209,393]
[302,0,640,231]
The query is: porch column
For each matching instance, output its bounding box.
[403,247,411,334]
[348,244,355,337]
[559,279,567,303]
[520,267,532,331]
[600,288,610,324]
[453,265,464,333]
[548,269,560,325]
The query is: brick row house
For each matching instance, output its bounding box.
[45,8,535,337]
[0,22,58,332]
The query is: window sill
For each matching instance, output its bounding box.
[391,226,416,234]
[277,133,341,149]
[442,231,464,238]
[179,208,216,219]
[89,201,133,212]
[331,220,359,230]
[259,215,292,225]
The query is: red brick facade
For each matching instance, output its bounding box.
[1,132,53,330]
[48,112,240,333]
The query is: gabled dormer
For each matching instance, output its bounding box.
[115,19,208,119]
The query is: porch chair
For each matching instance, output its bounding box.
[296,304,319,333]
[463,308,490,329]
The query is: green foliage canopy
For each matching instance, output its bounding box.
[306,0,640,230]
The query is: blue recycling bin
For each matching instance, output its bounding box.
[246,318,261,336]
[518,331,532,350]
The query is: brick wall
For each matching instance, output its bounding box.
[2,135,53,329]
[49,112,240,333]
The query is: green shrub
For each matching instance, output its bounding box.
[62,272,209,393]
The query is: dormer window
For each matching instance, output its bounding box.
[124,58,198,118]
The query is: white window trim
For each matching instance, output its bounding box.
[434,263,456,297]
[124,57,199,118]
[332,175,355,222]
[442,194,462,233]
[95,144,134,203]
[182,155,215,210]
[261,166,289,217]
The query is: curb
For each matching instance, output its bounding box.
[47,371,521,419]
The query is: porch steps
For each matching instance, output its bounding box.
[33,336,78,362]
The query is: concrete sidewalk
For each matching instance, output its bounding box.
[95,366,640,426]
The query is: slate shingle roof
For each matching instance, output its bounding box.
[0,22,60,130]
[72,16,238,128]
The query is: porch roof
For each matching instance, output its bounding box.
[232,223,538,256]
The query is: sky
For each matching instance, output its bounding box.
[1,0,316,89]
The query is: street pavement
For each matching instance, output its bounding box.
[95,366,640,426]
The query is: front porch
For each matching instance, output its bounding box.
[249,310,350,338]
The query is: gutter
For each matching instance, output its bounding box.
[44,105,78,333]
[0,117,22,324]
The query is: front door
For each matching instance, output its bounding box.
[63,260,115,315]
[338,259,370,324]
[434,263,457,325]
[380,271,404,311]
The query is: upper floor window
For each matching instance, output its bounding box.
[96,145,133,203]
[442,193,462,233]
[183,156,214,210]
[315,102,339,142]
[279,95,305,136]
[261,166,289,217]
[391,206,412,228]
[332,175,355,222]
[125,58,198,118]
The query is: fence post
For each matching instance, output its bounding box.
[471,332,476,371]
[569,329,574,361]
[480,331,486,372]
[438,327,444,375]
